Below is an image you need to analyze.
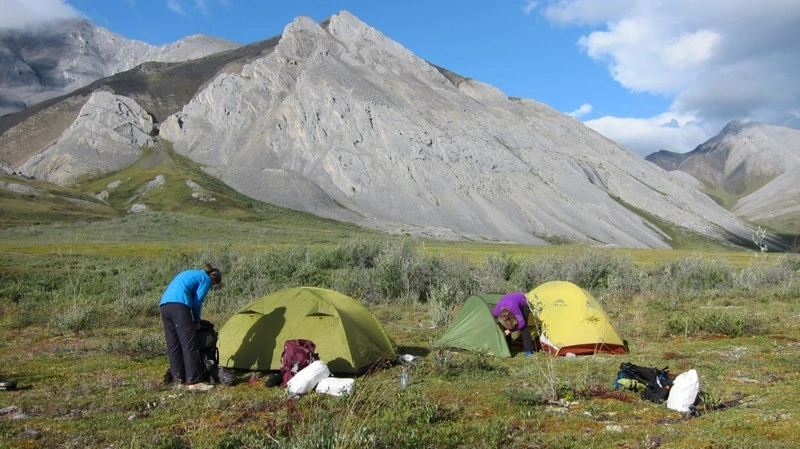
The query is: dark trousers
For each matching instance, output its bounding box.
[519,326,535,353]
[519,303,535,353]
[160,303,201,384]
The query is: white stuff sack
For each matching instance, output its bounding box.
[315,377,355,396]
[667,369,700,412]
[286,360,330,396]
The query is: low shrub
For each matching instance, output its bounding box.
[428,350,508,379]
[331,267,382,304]
[103,331,165,361]
[655,256,734,294]
[665,308,768,337]
[426,282,459,329]
[51,302,101,333]
[473,252,517,293]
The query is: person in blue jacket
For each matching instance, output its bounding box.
[492,291,536,356]
[159,263,222,390]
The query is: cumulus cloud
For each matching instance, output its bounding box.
[0,0,81,30]
[542,0,800,155]
[584,114,718,156]
[568,103,592,118]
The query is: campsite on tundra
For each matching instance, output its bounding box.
[0,209,798,448]
[1,7,800,449]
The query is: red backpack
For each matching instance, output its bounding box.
[280,339,318,386]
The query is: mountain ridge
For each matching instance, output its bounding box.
[646,120,800,233]
[0,18,240,116]
[0,11,759,249]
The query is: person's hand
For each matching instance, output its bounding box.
[504,329,511,336]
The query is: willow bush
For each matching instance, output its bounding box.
[665,308,769,337]
[3,239,800,331]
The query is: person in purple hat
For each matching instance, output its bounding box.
[492,292,535,356]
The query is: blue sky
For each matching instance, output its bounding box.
[3,0,799,157]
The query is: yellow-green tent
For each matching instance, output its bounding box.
[218,287,396,374]
[527,281,626,356]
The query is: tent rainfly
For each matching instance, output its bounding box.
[433,294,515,357]
[528,281,626,356]
[217,287,397,374]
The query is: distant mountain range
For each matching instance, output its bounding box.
[0,11,788,249]
[646,121,800,235]
[0,18,239,116]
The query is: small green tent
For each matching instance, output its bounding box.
[217,287,396,374]
[433,294,514,357]
[528,281,626,356]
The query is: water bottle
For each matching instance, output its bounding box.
[400,366,408,389]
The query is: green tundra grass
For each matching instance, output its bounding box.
[1,145,799,448]
[1,211,798,448]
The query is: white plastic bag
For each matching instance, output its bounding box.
[667,369,700,412]
[286,360,330,397]
[315,377,355,396]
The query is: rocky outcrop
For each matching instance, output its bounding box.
[19,91,156,184]
[160,12,751,248]
[0,19,240,116]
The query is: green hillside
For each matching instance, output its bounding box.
[0,173,119,228]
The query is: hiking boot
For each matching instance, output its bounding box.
[186,382,214,392]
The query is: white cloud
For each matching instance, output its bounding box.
[521,1,538,15]
[578,18,722,95]
[0,0,81,29]
[662,30,720,70]
[167,0,222,17]
[167,0,188,16]
[544,0,800,154]
[568,103,592,118]
[194,0,210,16]
[584,113,722,157]
[544,0,637,26]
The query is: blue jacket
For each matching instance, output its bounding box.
[492,292,529,331]
[159,269,212,322]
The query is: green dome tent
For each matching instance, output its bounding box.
[218,287,397,374]
[433,294,515,357]
[528,281,626,356]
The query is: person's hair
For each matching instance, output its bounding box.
[204,263,222,285]
[497,308,518,331]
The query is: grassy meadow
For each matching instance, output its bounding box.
[0,210,798,449]
[1,145,799,448]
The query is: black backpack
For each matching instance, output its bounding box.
[195,320,220,384]
[615,362,673,404]
[163,319,220,384]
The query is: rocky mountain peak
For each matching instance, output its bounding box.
[646,120,800,232]
[0,18,240,116]
[154,12,751,248]
[0,12,759,248]
[719,119,751,134]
